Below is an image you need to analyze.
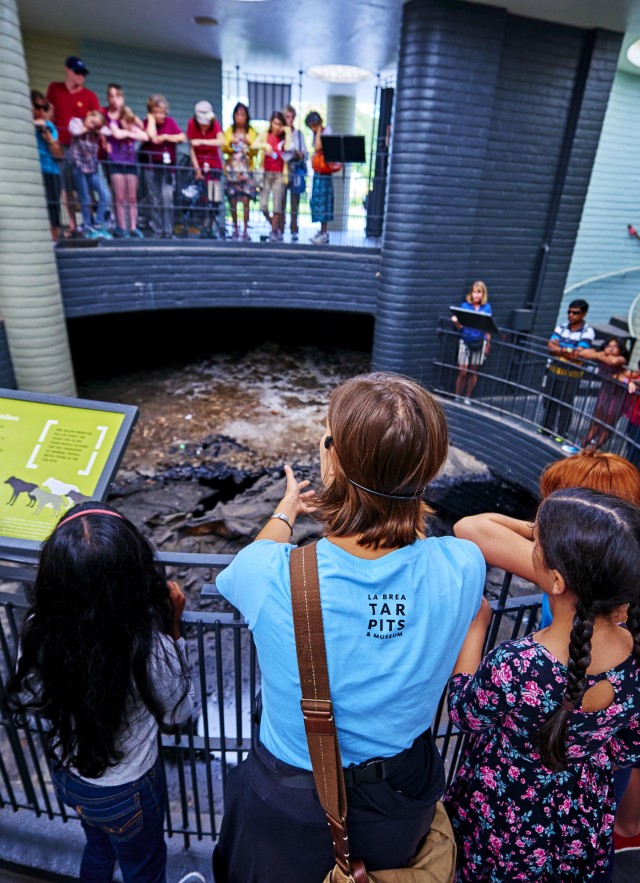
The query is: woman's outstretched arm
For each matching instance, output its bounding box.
[254,464,316,544]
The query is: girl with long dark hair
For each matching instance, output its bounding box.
[8,502,192,882]
[445,487,640,881]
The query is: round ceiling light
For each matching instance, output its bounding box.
[627,39,640,67]
[307,64,372,84]
[193,15,218,25]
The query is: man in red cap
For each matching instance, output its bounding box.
[47,57,100,235]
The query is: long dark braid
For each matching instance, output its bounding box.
[534,488,640,772]
[538,604,594,771]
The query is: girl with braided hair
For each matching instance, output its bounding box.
[444,487,640,881]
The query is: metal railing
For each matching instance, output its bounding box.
[43,159,383,249]
[0,548,539,852]
[434,320,640,465]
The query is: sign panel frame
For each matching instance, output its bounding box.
[0,388,138,556]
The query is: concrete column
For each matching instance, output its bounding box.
[372,0,505,382]
[0,0,76,394]
[327,94,356,234]
[372,0,620,384]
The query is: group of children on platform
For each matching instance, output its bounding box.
[32,55,332,244]
[6,416,640,879]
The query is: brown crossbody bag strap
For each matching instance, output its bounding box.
[290,542,368,883]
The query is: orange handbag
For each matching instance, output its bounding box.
[312,150,342,175]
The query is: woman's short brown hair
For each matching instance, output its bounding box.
[539,451,640,505]
[314,373,448,549]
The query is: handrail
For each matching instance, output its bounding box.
[39,157,383,248]
[436,319,640,461]
[0,562,541,853]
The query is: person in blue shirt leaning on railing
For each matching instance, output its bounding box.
[451,280,492,404]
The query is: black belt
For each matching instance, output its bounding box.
[252,694,426,790]
[273,745,412,790]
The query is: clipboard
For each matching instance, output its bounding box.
[450,307,499,335]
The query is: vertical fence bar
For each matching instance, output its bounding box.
[0,562,543,844]
[196,620,217,840]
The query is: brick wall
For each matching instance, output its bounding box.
[56,245,380,318]
[373,0,621,382]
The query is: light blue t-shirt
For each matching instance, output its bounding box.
[216,536,485,769]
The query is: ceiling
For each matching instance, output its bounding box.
[16,0,640,97]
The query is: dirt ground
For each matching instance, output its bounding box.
[78,343,524,608]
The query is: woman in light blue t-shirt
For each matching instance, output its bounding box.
[213,372,485,883]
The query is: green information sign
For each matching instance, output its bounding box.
[0,389,138,551]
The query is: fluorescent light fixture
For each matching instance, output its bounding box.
[193,15,218,25]
[627,39,640,67]
[307,64,372,84]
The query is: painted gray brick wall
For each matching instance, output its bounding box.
[56,245,380,318]
[443,402,558,498]
[372,0,621,382]
[80,39,223,147]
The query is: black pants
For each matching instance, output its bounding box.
[212,729,442,883]
[542,369,581,438]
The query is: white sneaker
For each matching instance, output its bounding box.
[309,231,329,245]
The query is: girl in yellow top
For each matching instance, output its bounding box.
[223,102,258,240]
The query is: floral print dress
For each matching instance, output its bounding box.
[444,634,640,881]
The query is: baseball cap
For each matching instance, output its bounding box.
[195,100,215,125]
[65,56,90,75]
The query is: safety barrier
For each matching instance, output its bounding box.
[435,320,640,464]
[0,550,540,848]
[44,159,383,249]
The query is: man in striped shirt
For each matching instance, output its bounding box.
[541,299,595,440]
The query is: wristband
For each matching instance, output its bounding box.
[270,512,293,535]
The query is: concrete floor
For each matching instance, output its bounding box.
[1,854,639,882]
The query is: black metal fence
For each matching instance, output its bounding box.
[45,159,383,248]
[0,550,540,851]
[434,319,640,466]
